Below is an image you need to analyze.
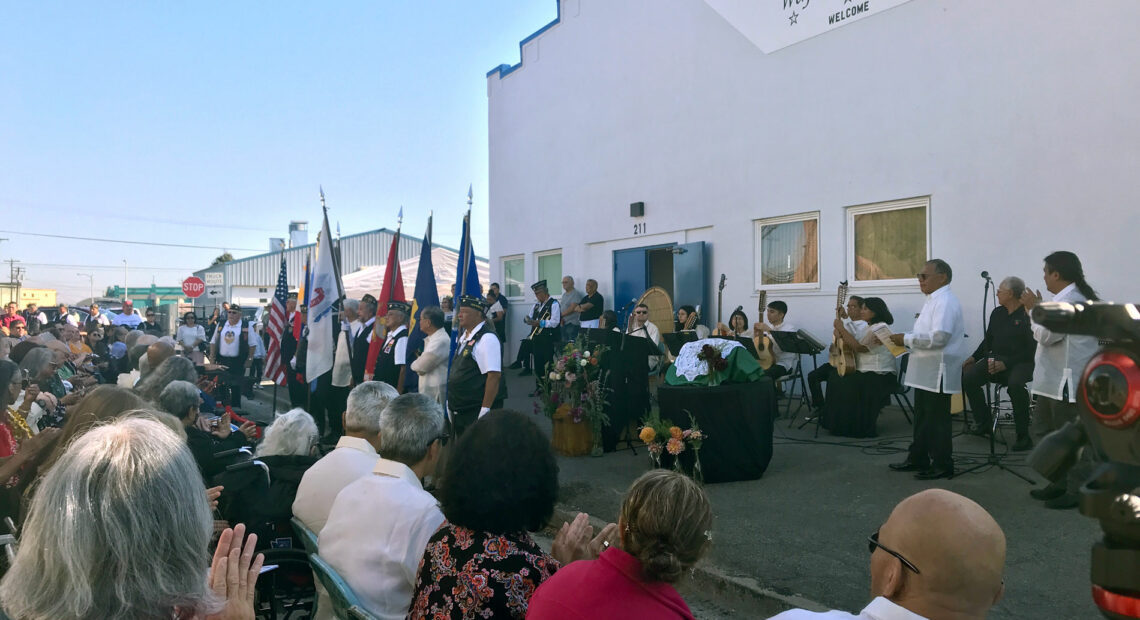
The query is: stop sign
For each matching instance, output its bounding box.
[182,276,206,298]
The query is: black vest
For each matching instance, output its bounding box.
[447,322,506,412]
[218,320,250,362]
[351,320,374,384]
[530,297,556,339]
[375,326,407,389]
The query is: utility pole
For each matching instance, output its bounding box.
[77,273,94,304]
[4,259,19,306]
[122,259,128,303]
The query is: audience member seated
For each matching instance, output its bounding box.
[599,310,620,331]
[160,380,255,480]
[35,386,148,478]
[408,409,603,619]
[135,355,198,403]
[218,408,320,551]
[319,392,446,619]
[528,469,711,619]
[768,489,1005,620]
[0,417,263,620]
[0,360,63,515]
[294,381,397,533]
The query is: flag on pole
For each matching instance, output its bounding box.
[364,226,406,377]
[450,210,483,354]
[405,216,439,391]
[264,256,289,386]
[306,213,341,381]
[294,252,310,343]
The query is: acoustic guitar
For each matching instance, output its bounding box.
[716,274,726,328]
[828,281,857,376]
[752,290,775,370]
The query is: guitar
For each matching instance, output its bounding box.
[752,290,775,369]
[716,274,726,327]
[828,281,857,376]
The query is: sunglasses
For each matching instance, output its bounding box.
[868,530,921,574]
[634,310,648,315]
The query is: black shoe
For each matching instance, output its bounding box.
[1030,483,1065,501]
[1044,493,1079,510]
[1011,436,1033,452]
[519,368,533,377]
[508,360,522,370]
[889,459,926,472]
[915,466,954,480]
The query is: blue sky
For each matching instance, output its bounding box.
[0,1,556,302]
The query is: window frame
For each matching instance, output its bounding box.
[501,255,525,300]
[534,249,563,294]
[753,211,821,292]
[845,196,931,288]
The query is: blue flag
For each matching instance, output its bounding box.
[405,217,440,392]
[450,211,483,355]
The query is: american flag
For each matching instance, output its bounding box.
[264,257,289,385]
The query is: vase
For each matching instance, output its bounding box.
[551,410,592,457]
[657,448,697,477]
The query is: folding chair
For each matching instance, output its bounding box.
[889,354,914,424]
[308,554,381,620]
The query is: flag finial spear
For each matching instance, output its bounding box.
[466,184,473,209]
[319,186,326,210]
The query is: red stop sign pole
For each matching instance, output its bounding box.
[182,277,206,298]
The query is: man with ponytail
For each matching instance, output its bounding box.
[1021,250,1100,509]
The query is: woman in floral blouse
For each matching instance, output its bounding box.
[407,410,608,619]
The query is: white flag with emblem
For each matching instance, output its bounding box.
[306,214,339,380]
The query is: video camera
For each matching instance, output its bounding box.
[1028,301,1140,619]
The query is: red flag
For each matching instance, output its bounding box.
[364,229,405,376]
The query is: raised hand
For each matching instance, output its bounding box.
[205,524,264,620]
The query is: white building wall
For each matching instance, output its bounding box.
[489,0,1140,363]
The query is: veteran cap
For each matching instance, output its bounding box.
[387,300,412,315]
[530,280,548,291]
[458,295,486,311]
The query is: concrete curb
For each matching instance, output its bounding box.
[547,505,829,617]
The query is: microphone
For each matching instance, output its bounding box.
[980,270,991,280]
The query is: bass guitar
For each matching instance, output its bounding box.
[828,281,857,376]
[752,290,775,370]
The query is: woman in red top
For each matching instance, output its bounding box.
[526,469,713,619]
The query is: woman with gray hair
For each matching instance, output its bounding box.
[134,355,198,403]
[0,417,263,620]
[256,408,319,458]
[410,306,449,407]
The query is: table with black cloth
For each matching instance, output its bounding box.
[657,378,776,483]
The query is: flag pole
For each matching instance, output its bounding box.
[272,239,285,414]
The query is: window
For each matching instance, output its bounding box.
[259,298,268,304]
[848,197,929,284]
[536,251,562,292]
[502,256,525,298]
[754,213,819,289]
[258,288,268,293]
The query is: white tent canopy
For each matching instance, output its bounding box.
[341,246,489,302]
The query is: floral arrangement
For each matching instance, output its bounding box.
[697,343,729,381]
[638,409,706,483]
[536,338,610,454]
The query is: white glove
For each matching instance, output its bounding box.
[478,407,490,418]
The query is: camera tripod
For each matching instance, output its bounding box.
[955,379,1035,483]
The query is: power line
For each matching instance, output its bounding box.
[0,230,261,252]
[19,262,196,271]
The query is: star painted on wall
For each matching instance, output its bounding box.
[789,11,799,25]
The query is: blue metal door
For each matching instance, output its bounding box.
[672,241,707,329]
[612,248,647,329]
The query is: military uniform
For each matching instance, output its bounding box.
[375,300,411,392]
[527,280,561,388]
[447,296,506,437]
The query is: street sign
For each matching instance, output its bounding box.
[182,277,206,298]
[204,272,223,286]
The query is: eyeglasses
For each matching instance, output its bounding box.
[430,432,450,447]
[634,310,648,315]
[868,530,921,574]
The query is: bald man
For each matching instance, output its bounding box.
[768,489,1005,620]
[145,341,175,374]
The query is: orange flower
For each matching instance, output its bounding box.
[666,437,684,455]
[639,427,656,444]
[669,426,683,440]
[590,357,598,366]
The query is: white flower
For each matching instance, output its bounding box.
[549,372,559,380]
[579,358,589,367]
[583,351,591,358]
[554,373,563,380]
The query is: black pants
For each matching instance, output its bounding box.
[909,389,953,470]
[767,364,790,383]
[963,360,1033,438]
[326,385,349,439]
[808,363,834,408]
[451,407,479,438]
[218,356,246,409]
[287,369,307,408]
[516,339,534,368]
[532,336,556,387]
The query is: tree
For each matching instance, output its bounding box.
[211,252,234,266]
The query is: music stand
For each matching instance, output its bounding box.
[662,332,700,358]
[582,328,620,351]
[768,331,823,421]
[608,334,661,454]
[733,336,761,359]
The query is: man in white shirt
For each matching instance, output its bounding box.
[293,380,397,533]
[626,303,663,372]
[446,296,505,437]
[754,300,799,384]
[209,304,258,409]
[319,392,447,620]
[559,276,585,343]
[111,300,143,328]
[768,489,1005,620]
[889,259,969,480]
[523,280,560,395]
[1020,250,1101,509]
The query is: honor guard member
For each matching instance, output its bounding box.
[447,295,506,437]
[522,280,560,394]
[209,303,258,409]
[351,295,377,386]
[375,300,411,393]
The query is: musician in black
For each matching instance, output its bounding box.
[447,295,505,437]
[350,295,377,386]
[375,300,410,393]
[961,276,1036,451]
[522,280,560,395]
[808,296,865,411]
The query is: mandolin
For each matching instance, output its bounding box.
[829,281,857,375]
[752,290,775,370]
[716,274,726,328]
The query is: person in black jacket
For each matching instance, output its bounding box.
[159,379,256,480]
[961,276,1036,450]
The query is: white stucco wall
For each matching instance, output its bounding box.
[488,0,1140,363]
